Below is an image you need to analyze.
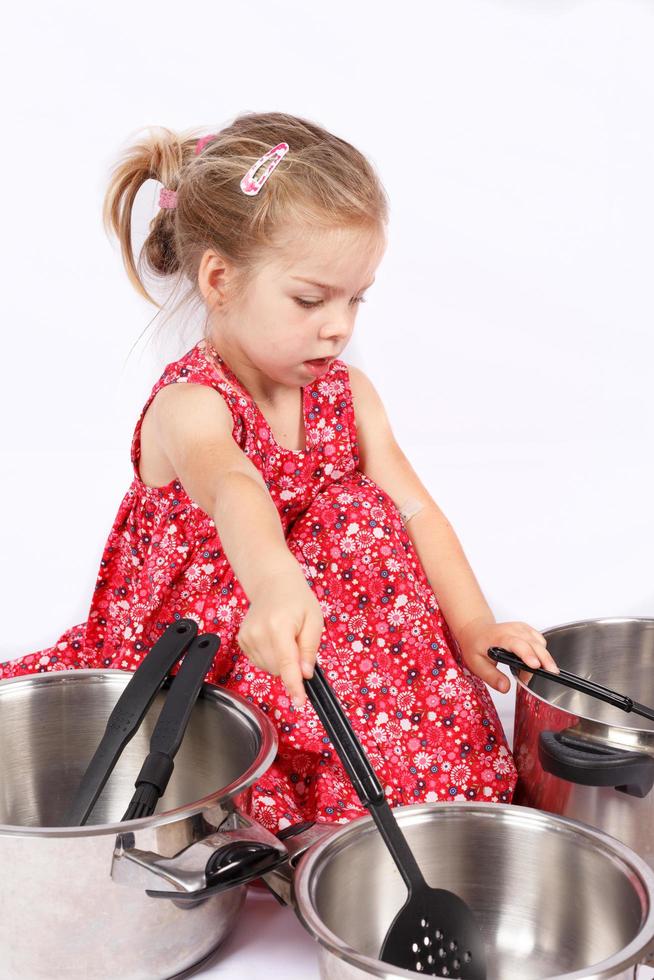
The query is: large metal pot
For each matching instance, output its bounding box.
[0,668,289,980]
[512,617,654,871]
[260,801,654,979]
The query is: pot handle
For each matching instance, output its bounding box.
[539,730,654,799]
[144,838,287,904]
[112,813,290,906]
[258,820,341,907]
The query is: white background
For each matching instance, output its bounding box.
[1,1,653,976]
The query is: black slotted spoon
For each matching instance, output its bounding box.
[304,663,487,979]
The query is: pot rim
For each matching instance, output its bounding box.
[0,669,278,839]
[513,615,654,734]
[291,801,654,980]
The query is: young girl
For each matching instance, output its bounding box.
[0,111,558,834]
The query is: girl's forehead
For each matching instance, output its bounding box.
[276,226,386,279]
[278,220,385,259]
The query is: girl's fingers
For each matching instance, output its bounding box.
[538,648,560,673]
[514,623,549,647]
[474,654,511,694]
[271,626,307,707]
[280,654,307,707]
[504,637,542,670]
[505,637,560,674]
[296,611,323,680]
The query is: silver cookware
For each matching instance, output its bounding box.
[0,668,286,979]
[260,801,654,979]
[5,648,654,980]
[512,617,654,873]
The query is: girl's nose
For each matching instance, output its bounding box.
[322,318,352,344]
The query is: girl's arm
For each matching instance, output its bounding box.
[348,364,558,693]
[152,382,325,705]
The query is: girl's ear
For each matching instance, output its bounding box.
[198,248,233,306]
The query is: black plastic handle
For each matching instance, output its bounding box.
[140,634,220,769]
[66,619,199,826]
[304,663,384,806]
[122,632,221,819]
[488,647,634,712]
[304,663,427,892]
[539,730,654,798]
[145,841,286,903]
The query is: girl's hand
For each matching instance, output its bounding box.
[456,617,560,694]
[236,563,325,708]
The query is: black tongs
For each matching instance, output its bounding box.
[488,646,654,723]
[121,631,220,820]
[66,620,219,825]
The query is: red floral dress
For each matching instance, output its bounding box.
[0,338,517,831]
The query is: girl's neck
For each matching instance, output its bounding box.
[204,335,300,408]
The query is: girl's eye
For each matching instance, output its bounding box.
[294,297,367,309]
[294,298,321,309]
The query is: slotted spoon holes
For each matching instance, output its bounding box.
[411,920,473,976]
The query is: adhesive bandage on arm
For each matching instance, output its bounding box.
[397,497,426,525]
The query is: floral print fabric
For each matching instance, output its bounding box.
[0,339,517,830]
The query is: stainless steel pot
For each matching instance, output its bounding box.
[260,802,654,979]
[512,618,654,872]
[0,669,289,980]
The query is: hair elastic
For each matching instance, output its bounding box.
[158,138,289,210]
[158,187,178,209]
[195,133,218,156]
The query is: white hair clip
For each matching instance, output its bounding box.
[240,142,289,196]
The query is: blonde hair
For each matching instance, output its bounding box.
[102,110,390,336]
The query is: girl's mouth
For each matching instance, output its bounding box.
[304,356,332,374]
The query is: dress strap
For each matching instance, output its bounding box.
[129,341,247,483]
[333,360,361,471]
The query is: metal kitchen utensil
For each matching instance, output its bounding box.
[122,632,220,820]
[304,662,487,979]
[65,618,198,825]
[488,646,654,723]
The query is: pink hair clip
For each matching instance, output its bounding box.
[159,187,178,209]
[240,142,289,196]
[195,133,218,156]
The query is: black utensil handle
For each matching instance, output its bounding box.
[147,633,220,761]
[146,842,286,902]
[131,633,220,798]
[305,663,426,891]
[305,663,384,805]
[66,619,199,826]
[487,647,634,712]
[539,730,654,798]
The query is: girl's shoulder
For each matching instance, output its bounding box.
[149,340,241,429]
[131,341,244,490]
[341,361,371,406]
[342,362,392,449]
[158,339,231,388]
